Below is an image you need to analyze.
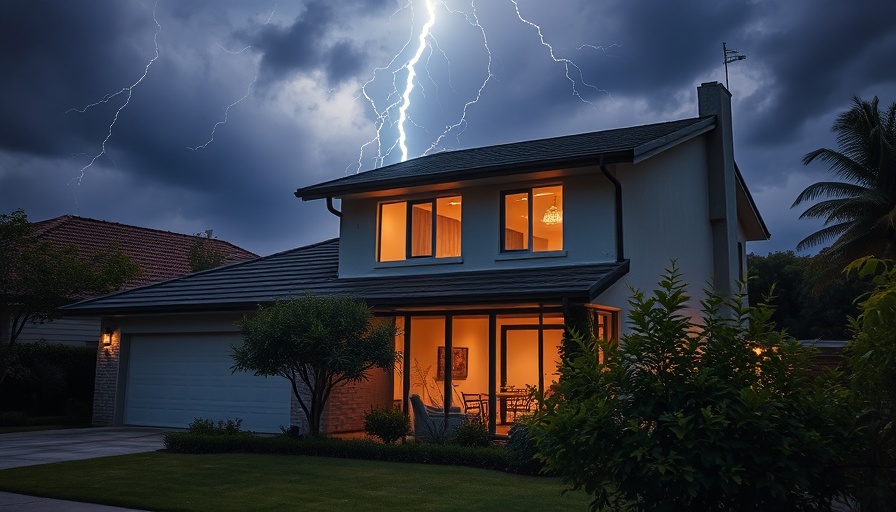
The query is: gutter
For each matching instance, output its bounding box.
[326,197,342,218]
[599,157,625,262]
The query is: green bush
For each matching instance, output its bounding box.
[844,258,896,509]
[531,263,854,511]
[506,422,545,475]
[0,343,95,421]
[163,432,512,471]
[363,406,410,444]
[187,417,243,435]
[0,410,28,426]
[452,417,491,448]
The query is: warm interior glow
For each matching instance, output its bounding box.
[504,186,563,252]
[379,202,407,262]
[378,196,461,262]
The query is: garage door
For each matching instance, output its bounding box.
[124,334,291,433]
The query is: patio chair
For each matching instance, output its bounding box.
[409,394,466,442]
[461,392,488,423]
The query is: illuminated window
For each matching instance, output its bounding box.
[378,196,462,262]
[502,185,563,252]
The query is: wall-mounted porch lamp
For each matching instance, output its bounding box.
[102,327,113,347]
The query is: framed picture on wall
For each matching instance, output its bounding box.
[437,346,468,380]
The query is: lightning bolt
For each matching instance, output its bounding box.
[353,0,611,173]
[65,0,161,187]
[187,4,277,151]
[397,0,436,162]
[509,0,609,105]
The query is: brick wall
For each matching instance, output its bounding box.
[92,328,119,425]
[320,367,394,434]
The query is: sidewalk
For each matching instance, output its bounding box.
[0,492,147,511]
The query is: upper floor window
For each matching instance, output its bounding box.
[378,196,462,262]
[502,185,563,252]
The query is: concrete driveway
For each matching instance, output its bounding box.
[0,427,167,511]
[0,426,168,470]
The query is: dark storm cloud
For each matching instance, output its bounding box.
[0,0,151,156]
[1,0,894,258]
[247,0,368,86]
[741,1,896,146]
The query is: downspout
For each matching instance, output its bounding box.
[599,157,624,262]
[326,197,342,218]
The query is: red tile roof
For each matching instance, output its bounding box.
[32,215,258,290]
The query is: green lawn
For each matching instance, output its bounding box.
[0,452,591,511]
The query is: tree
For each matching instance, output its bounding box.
[792,96,896,284]
[233,295,398,437]
[0,209,141,387]
[531,264,853,511]
[747,251,871,340]
[843,257,896,509]
[189,229,226,272]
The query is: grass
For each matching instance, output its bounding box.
[0,452,591,511]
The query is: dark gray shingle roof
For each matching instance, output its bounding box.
[62,238,628,315]
[296,116,715,199]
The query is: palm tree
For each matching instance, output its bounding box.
[792,96,896,281]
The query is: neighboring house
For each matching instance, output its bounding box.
[63,82,769,436]
[8,216,257,347]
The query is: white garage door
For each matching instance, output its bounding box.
[124,334,291,433]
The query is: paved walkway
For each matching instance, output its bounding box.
[0,427,168,511]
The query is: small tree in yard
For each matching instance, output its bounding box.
[233,295,398,437]
[530,263,854,511]
[1,209,141,388]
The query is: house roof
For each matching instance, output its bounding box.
[32,215,258,289]
[296,116,716,199]
[61,238,629,316]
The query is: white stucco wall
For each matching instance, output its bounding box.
[337,169,617,278]
[596,137,717,333]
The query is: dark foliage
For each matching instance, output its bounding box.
[747,251,871,340]
[363,405,410,444]
[0,343,95,421]
[163,432,512,471]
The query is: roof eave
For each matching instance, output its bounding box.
[631,117,716,164]
[295,151,634,200]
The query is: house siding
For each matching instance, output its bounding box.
[15,317,100,347]
[597,137,716,333]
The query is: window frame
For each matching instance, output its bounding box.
[377,195,461,263]
[500,185,563,253]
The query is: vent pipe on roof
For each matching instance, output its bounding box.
[326,197,342,218]
[599,157,624,262]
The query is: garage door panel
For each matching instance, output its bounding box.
[124,334,290,433]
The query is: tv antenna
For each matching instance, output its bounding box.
[723,42,746,88]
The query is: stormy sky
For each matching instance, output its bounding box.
[1,0,894,257]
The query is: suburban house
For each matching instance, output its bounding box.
[4,215,257,347]
[62,82,769,436]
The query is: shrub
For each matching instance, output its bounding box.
[364,406,410,444]
[452,417,490,448]
[187,417,243,435]
[0,343,95,421]
[844,257,896,509]
[530,263,854,511]
[506,422,545,475]
[0,410,28,426]
[163,431,512,471]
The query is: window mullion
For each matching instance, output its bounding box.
[430,199,437,258]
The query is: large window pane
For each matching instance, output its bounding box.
[504,192,529,251]
[379,202,406,262]
[532,186,562,251]
[436,196,461,257]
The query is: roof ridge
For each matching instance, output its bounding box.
[31,214,257,256]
